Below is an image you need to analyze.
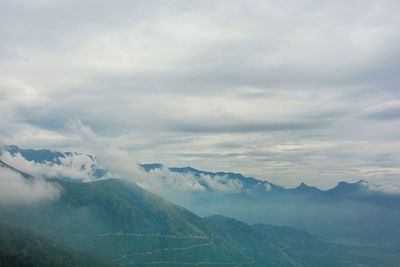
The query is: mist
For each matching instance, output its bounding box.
[0,167,60,205]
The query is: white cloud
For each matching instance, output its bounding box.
[263,182,272,192]
[146,167,205,193]
[0,167,60,205]
[0,151,102,182]
[359,180,400,195]
[0,0,399,189]
[199,174,244,193]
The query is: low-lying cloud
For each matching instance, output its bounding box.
[1,150,104,182]
[0,167,60,205]
[1,119,248,199]
[364,100,400,121]
[64,119,249,194]
[359,180,400,195]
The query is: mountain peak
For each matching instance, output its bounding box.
[290,182,321,194]
[356,179,369,185]
[169,166,200,173]
[140,163,164,171]
[3,144,66,164]
[328,179,372,195]
[298,182,308,188]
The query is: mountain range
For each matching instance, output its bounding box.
[3,145,391,196]
[1,145,400,266]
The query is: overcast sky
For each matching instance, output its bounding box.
[1,0,399,188]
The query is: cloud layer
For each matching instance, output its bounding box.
[0,167,60,205]
[1,151,102,182]
[0,0,399,188]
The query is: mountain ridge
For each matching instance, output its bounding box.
[1,152,400,266]
[1,160,363,267]
[1,145,383,194]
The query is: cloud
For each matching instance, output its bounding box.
[61,119,206,193]
[364,100,400,121]
[0,0,399,189]
[145,167,246,193]
[2,119,251,197]
[359,180,400,195]
[62,119,249,194]
[0,150,103,182]
[168,119,329,134]
[0,166,60,205]
[145,167,205,192]
[199,174,244,193]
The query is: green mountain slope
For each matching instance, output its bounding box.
[0,223,109,267]
[2,161,399,266]
[206,215,400,267]
[206,215,342,267]
[1,178,253,266]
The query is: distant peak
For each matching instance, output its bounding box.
[3,144,20,152]
[140,163,164,171]
[169,166,200,173]
[292,182,320,193]
[328,179,373,194]
[336,179,369,187]
[299,182,308,187]
[4,144,19,149]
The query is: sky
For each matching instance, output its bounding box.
[0,0,399,188]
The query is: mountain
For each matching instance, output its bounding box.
[144,164,279,194]
[205,215,335,267]
[0,223,108,267]
[205,215,389,267]
[2,145,390,197]
[205,216,400,267]
[0,160,251,266]
[2,145,276,193]
[0,179,251,266]
[4,145,68,164]
[2,145,400,248]
[157,165,395,199]
[288,182,321,194]
[2,158,398,266]
[2,145,109,180]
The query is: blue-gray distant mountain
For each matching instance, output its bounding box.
[2,145,389,197]
[142,160,400,247]
[3,145,109,180]
[5,145,70,164]
[141,163,397,200]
